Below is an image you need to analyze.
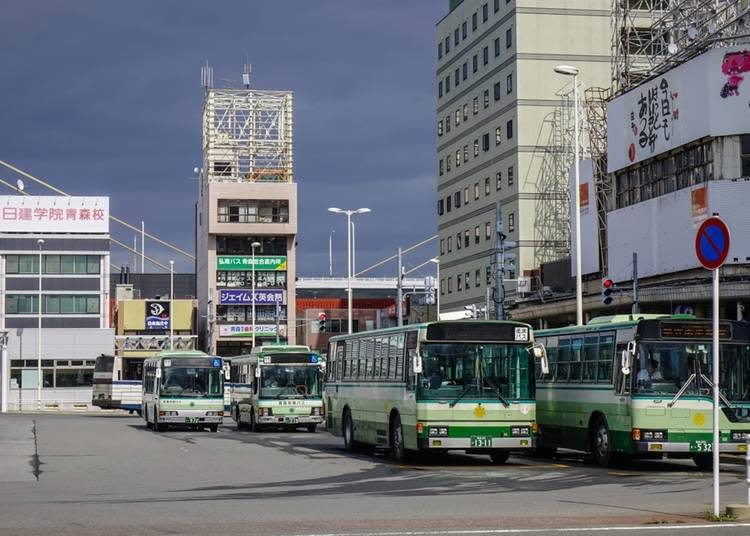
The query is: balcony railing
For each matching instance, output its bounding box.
[115,335,197,352]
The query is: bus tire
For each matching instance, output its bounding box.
[145,408,153,429]
[236,408,244,430]
[153,416,161,433]
[590,417,612,467]
[209,424,219,433]
[250,410,259,433]
[343,409,355,452]
[535,445,557,458]
[490,451,510,464]
[389,413,406,463]
[307,424,317,433]
[692,454,712,470]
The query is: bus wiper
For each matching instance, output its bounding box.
[482,377,510,408]
[449,384,474,407]
[668,374,696,408]
[699,373,734,409]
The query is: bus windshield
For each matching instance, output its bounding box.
[634,341,750,402]
[418,343,533,401]
[260,366,321,399]
[160,366,223,398]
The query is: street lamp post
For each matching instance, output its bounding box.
[169,260,174,350]
[554,64,583,326]
[328,207,371,334]
[328,230,335,277]
[430,258,440,320]
[251,241,261,348]
[37,238,44,410]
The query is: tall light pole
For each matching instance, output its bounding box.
[554,64,583,326]
[430,258,440,320]
[328,230,335,277]
[351,220,356,274]
[328,207,371,334]
[169,260,174,350]
[250,241,261,348]
[37,238,44,410]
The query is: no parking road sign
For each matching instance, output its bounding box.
[695,216,730,270]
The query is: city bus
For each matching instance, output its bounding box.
[142,350,226,432]
[92,354,143,414]
[325,321,548,464]
[534,315,750,468]
[229,345,325,432]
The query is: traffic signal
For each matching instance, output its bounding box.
[602,278,614,305]
[318,312,327,332]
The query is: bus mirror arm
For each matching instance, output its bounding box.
[620,350,631,376]
[531,343,549,375]
[255,367,261,379]
[155,368,162,379]
[412,353,423,375]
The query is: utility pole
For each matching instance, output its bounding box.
[140,221,145,273]
[275,298,281,344]
[494,201,506,320]
[397,247,404,326]
[632,252,639,315]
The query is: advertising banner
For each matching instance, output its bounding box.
[570,159,600,276]
[218,324,287,338]
[145,301,170,330]
[217,256,286,271]
[219,289,286,305]
[607,46,750,172]
[0,196,109,233]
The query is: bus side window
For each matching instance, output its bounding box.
[336,343,345,381]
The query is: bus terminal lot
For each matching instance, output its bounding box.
[2,414,750,536]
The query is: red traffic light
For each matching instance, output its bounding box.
[602,278,614,289]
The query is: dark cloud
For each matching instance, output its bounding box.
[0,1,443,276]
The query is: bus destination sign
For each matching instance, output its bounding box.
[660,321,732,340]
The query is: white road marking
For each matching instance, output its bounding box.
[287,523,750,536]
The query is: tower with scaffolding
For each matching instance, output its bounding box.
[196,63,298,354]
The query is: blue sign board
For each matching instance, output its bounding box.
[219,289,285,305]
[212,358,222,368]
[695,216,731,270]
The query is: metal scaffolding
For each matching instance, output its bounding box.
[201,65,293,184]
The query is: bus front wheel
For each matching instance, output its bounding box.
[209,424,219,433]
[490,451,510,464]
[153,416,161,433]
[590,418,612,467]
[307,424,317,433]
[692,454,712,470]
[343,410,355,452]
[390,414,406,463]
[250,411,259,433]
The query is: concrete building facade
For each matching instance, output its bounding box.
[435,0,611,313]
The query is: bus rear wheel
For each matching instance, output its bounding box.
[250,410,259,433]
[490,451,510,464]
[343,410,355,452]
[209,424,219,433]
[307,424,317,433]
[390,414,406,463]
[590,418,612,467]
[692,454,712,470]
[153,417,162,433]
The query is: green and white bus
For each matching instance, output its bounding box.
[325,321,547,463]
[142,351,226,432]
[229,345,325,432]
[535,315,750,467]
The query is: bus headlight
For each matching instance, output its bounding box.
[205,411,223,416]
[159,411,178,416]
[428,426,449,437]
[511,427,530,437]
[732,431,750,441]
[258,408,273,417]
[311,407,323,416]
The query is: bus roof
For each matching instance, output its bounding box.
[537,314,697,336]
[152,350,210,359]
[328,319,532,342]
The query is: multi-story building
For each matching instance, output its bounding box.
[196,81,297,356]
[435,0,611,313]
[0,195,114,410]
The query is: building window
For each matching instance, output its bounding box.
[456,150,461,167]
[506,27,513,48]
[6,255,100,275]
[483,3,488,22]
[454,191,461,208]
[482,133,490,151]
[445,75,450,93]
[216,235,286,256]
[483,46,489,65]
[454,28,459,46]
[457,275,462,292]
[494,0,500,13]
[438,42,443,60]
[463,104,468,121]
[484,89,490,108]
[218,199,289,224]
[216,270,287,289]
[474,225,480,244]
[446,195,452,212]
[447,276,453,294]
[507,72,513,94]
[474,182,480,200]
[439,159,444,176]
[440,239,445,255]
[476,269,481,287]
[508,213,515,232]
[485,222,492,240]
[485,177,491,195]
[445,36,450,54]
[506,119,514,139]
[473,139,479,157]
[455,109,461,126]
[5,295,99,315]
[494,82,501,101]
[473,55,478,73]
[455,68,460,87]
[742,134,750,176]
[462,62,468,81]
[486,266,492,285]
[494,37,500,57]
[472,12,477,31]
[437,120,443,137]
[446,114,451,132]
[447,236,453,253]
[462,21,467,39]
[495,127,502,145]
[440,278,445,296]
[463,145,469,163]
[465,272,471,290]
[473,97,479,115]
[438,81,443,98]
[456,232,462,250]
[496,171,502,190]
[508,165,514,186]
[464,187,469,204]
[438,199,444,215]
[464,229,470,248]
[446,154,451,171]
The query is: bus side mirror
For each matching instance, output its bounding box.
[531,343,549,375]
[621,350,631,376]
[224,369,231,380]
[155,368,162,379]
[412,352,423,374]
[254,366,261,378]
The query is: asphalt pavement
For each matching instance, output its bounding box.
[1,413,749,536]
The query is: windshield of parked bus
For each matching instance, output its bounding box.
[160,366,223,398]
[634,342,750,402]
[417,343,533,401]
[260,365,322,399]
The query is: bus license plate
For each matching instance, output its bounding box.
[470,436,492,448]
[284,417,298,424]
[185,417,200,423]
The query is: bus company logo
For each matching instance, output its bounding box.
[693,412,707,426]
[473,404,486,418]
[145,301,170,330]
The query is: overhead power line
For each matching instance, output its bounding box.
[355,235,437,277]
[0,160,195,260]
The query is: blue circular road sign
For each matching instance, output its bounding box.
[695,216,730,270]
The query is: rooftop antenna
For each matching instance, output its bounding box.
[201,61,213,89]
[242,62,252,88]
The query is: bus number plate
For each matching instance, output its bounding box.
[470,436,492,448]
[284,417,298,424]
[693,440,712,453]
[185,417,200,423]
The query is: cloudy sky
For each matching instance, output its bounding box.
[0,1,444,277]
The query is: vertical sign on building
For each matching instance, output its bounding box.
[145,301,170,330]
